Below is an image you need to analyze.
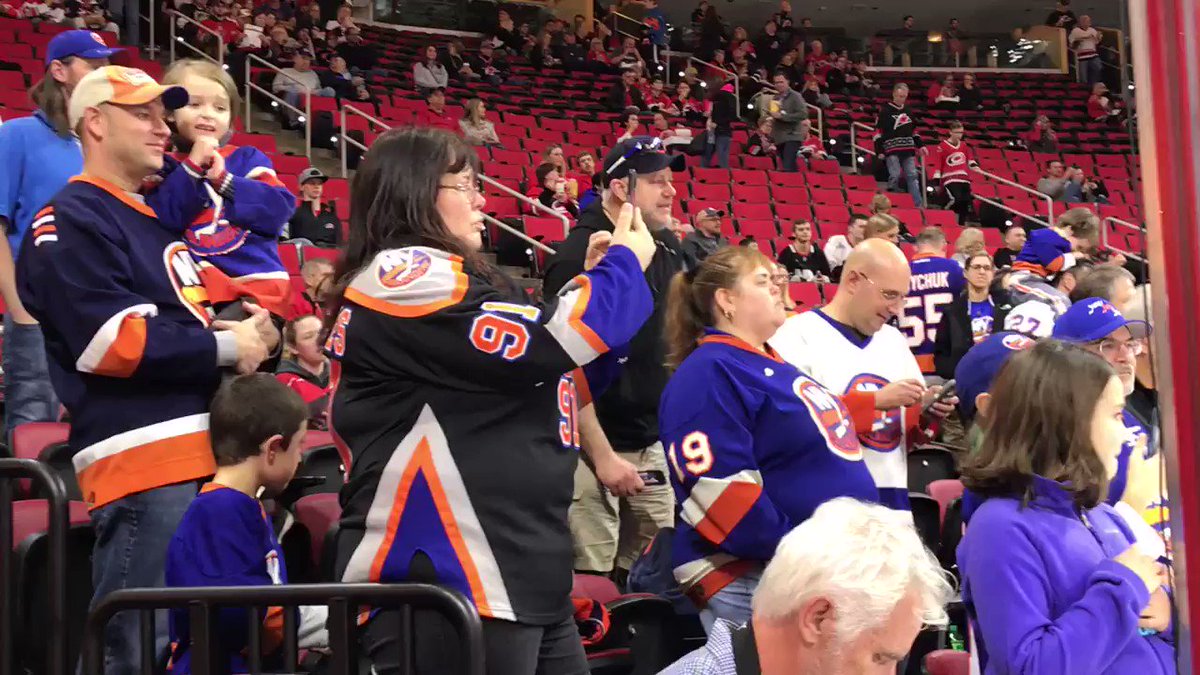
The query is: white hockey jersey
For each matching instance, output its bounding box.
[770,308,926,509]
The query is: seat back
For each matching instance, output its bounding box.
[14,522,96,675]
[298,445,345,497]
[909,492,941,553]
[907,446,958,493]
[292,493,342,574]
[35,442,83,501]
[924,649,969,675]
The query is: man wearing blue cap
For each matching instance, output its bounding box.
[1051,298,1164,521]
[0,30,118,435]
[953,330,1035,437]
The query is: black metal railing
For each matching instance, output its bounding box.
[0,457,70,675]
[81,583,485,675]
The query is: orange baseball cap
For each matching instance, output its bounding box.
[68,66,189,128]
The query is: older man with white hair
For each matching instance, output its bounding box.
[658,497,953,674]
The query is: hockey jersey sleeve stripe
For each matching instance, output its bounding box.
[544,275,608,363]
[344,251,470,318]
[75,303,159,377]
[245,165,286,188]
[73,413,215,509]
[679,470,765,546]
[571,367,594,408]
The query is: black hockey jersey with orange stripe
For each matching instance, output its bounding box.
[327,244,652,624]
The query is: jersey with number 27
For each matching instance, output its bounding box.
[904,254,965,373]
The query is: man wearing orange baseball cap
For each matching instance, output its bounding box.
[18,65,274,674]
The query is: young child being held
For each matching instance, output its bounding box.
[165,374,327,673]
[146,59,297,319]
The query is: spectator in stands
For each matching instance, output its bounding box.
[660,246,879,631]
[993,224,1027,268]
[1037,159,1074,202]
[416,87,458,133]
[470,41,509,85]
[275,316,332,429]
[612,36,645,73]
[1068,166,1110,203]
[530,29,562,70]
[674,80,705,121]
[616,111,641,143]
[1022,114,1059,153]
[459,98,500,146]
[754,19,783,72]
[796,119,828,161]
[774,263,798,312]
[698,4,728,59]
[1070,14,1103,85]
[166,374,328,672]
[703,82,737,168]
[535,162,580,218]
[932,121,979,224]
[824,213,868,280]
[869,192,897,224]
[661,498,952,674]
[767,71,807,172]
[681,207,728,268]
[1124,287,1159,497]
[1047,0,1078,32]
[569,151,598,196]
[778,220,831,281]
[412,44,449,96]
[952,227,986,267]
[865,214,901,244]
[958,338,1172,675]
[607,68,646,112]
[926,74,955,107]
[1069,264,1137,312]
[272,53,335,127]
[729,26,755,59]
[543,137,685,585]
[21,65,273,673]
[325,127,655,674]
[491,7,522,53]
[643,77,675,113]
[586,36,612,68]
[1000,208,1100,334]
[877,83,924,207]
[1088,82,1125,125]
[690,0,710,25]
[441,39,478,81]
[295,2,323,35]
[337,26,380,73]
[0,30,118,433]
[556,31,587,68]
[319,55,367,101]
[651,111,694,148]
[955,72,983,111]
[263,26,295,67]
[800,77,833,109]
[286,168,341,247]
[934,252,1001,378]
[772,240,957,510]
[289,257,333,319]
[744,116,778,163]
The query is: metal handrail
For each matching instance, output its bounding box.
[608,9,644,42]
[334,108,559,254]
[805,102,824,141]
[139,5,157,58]
[972,167,1055,224]
[480,175,570,241]
[1103,215,1147,262]
[168,9,224,67]
[245,53,311,159]
[688,56,739,111]
[0,459,70,675]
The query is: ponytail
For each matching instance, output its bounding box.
[664,246,774,370]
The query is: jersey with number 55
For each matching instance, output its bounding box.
[659,331,878,601]
[904,253,965,373]
[325,244,652,626]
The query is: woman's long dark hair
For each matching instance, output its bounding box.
[961,339,1116,510]
[324,127,485,331]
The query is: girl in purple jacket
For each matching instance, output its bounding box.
[958,339,1174,674]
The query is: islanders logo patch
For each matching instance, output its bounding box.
[185,214,249,257]
[377,249,433,289]
[845,373,903,452]
[794,377,861,461]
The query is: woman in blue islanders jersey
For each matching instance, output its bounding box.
[323,128,656,675]
[658,246,877,633]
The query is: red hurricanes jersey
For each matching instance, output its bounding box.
[932,140,977,185]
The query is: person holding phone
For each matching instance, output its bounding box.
[659,246,878,632]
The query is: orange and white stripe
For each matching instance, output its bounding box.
[76,303,158,377]
[345,247,469,319]
[73,413,214,508]
[678,469,765,547]
[545,275,608,365]
[31,210,57,246]
[340,405,515,621]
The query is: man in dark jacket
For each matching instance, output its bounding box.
[933,252,1005,378]
[768,70,809,172]
[876,82,924,206]
[702,82,738,168]
[606,68,647,112]
[681,208,728,268]
[543,137,685,580]
[286,168,342,246]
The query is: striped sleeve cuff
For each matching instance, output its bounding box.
[181,158,206,180]
[209,170,234,198]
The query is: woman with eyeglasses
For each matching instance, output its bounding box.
[660,246,876,632]
[934,252,1007,378]
[324,128,657,674]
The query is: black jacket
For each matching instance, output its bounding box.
[607,81,646,112]
[288,200,342,246]
[709,89,738,136]
[543,201,685,450]
[933,288,1009,379]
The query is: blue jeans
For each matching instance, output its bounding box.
[886,154,923,207]
[1081,57,1103,85]
[89,482,197,675]
[779,141,801,172]
[3,314,60,435]
[703,135,731,168]
[699,569,762,634]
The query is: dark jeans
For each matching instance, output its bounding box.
[3,314,60,434]
[779,141,801,172]
[702,135,731,168]
[362,607,588,675]
[945,182,974,224]
[88,482,197,675]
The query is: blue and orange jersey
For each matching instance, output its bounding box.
[659,330,877,601]
[326,244,653,624]
[146,145,296,316]
[904,253,965,373]
[16,176,222,508]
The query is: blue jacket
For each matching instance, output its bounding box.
[959,475,1174,674]
[0,111,82,258]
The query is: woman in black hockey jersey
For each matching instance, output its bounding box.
[324,128,657,675]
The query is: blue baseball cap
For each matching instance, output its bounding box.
[954,331,1036,421]
[1051,297,1151,343]
[45,30,123,67]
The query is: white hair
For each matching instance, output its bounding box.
[751,498,953,638]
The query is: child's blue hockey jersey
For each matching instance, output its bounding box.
[659,331,878,602]
[166,483,326,673]
[146,145,296,316]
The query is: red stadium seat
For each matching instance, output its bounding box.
[730,168,768,185]
[806,173,842,190]
[775,203,813,222]
[292,493,341,572]
[691,183,732,202]
[813,205,851,225]
[927,479,965,526]
[10,500,91,549]
[270,154,311,177]
[692,167,732,184]
[0,70,25,91]
[768,171,806,188]
[731,202,774,220]
[788,282,822,307]
[922,209,959,228]
[323,178,350,202]
[230,132,277,154]
[809,188,844,206]
[731,184,770,203]
[303,246,339,265]
[924,650,969,675]
[738,219,778,239]
[525,217,568,245]
[10,422,70,496]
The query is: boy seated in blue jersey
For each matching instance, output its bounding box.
[165,374,328,673]
[145,59,296,320]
